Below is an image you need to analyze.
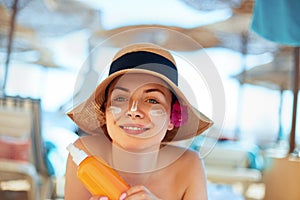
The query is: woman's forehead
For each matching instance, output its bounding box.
[107,73,173,99]
[112,73,169,88]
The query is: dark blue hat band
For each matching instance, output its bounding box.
[109,51,178,85]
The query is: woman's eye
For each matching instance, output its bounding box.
[113,96,127,102]
[146,99,159,104]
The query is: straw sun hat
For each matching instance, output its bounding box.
[67,43,213,142]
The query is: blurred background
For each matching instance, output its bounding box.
[0,0,299,199]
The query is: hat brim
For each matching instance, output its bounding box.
[67,68,213,141]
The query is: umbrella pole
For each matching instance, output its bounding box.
[234,32,249,139]
[277,89,284,142]
[289,47,300,153]
[2,0,19,95]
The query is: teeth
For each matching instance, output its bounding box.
[123,126,145,131]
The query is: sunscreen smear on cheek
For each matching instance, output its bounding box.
[147,106,168,136]
[149,109,166,116]
[149,104,167,117]
[108,106,122,114]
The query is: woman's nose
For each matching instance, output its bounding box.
[126,100,144,118]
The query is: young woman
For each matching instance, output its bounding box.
[65,43,213,200]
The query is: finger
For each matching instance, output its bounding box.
[125,185,157,200]
[126,185,148,196]
[89,196,108,200]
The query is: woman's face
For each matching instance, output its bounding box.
[105,73,174,152]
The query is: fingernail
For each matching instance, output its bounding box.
[119,192,127,200]
[99,197,108,200]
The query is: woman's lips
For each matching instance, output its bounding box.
[119,124,150,135]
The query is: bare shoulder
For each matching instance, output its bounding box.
[74,135,111,156]
[163,144,204,168]
[166,145,208,199]
[180,148,206,182]
[158,144,205,179]
[156,145,207,199]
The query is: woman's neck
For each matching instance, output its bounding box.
[111,143,160,174]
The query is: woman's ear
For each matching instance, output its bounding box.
[167,121,174,131]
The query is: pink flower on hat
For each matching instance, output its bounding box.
[170,101,188,127]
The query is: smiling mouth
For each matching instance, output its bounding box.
[120,125,150,135]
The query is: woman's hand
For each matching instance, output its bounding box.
[88,185,161,200]
[124,185,162,200]
[89,195,123,200]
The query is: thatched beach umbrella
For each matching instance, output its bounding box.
[0,0,101,94]
[251,0,300,154]
[89,24,220,51]
[233,48,296,142]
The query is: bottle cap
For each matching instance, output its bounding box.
[67,143,88,166]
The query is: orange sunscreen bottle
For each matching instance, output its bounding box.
[67,143,130,199]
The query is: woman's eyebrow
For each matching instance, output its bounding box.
[112,86,129,92]
[145,88,165,95]
[112,87,167,95]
